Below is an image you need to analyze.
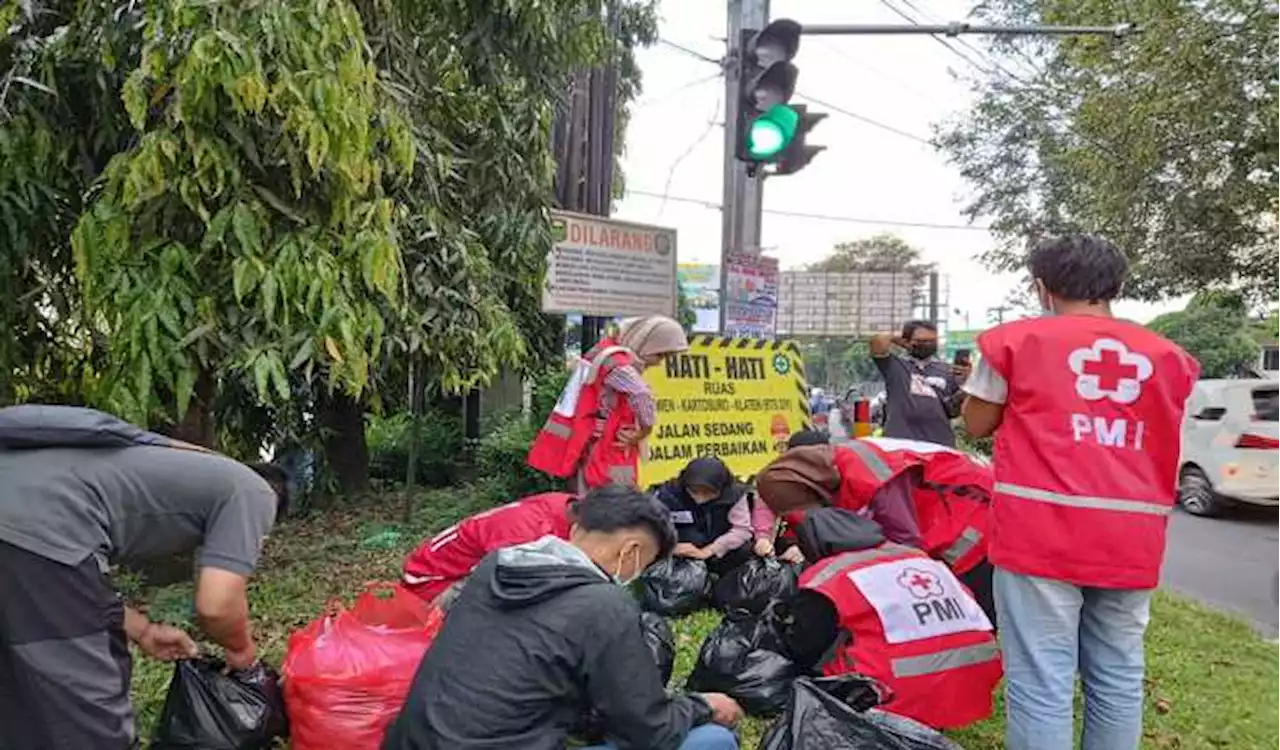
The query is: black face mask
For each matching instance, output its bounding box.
[910,342,938,360]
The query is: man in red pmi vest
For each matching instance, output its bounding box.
[791,508,1001,730]
[402,493,576,605]
[960,235,1199,750]
[527,316,688,490]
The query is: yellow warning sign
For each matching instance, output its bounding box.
[640,335,811,487]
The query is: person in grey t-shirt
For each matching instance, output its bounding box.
[0,405,288,750]
[869,320,970,448]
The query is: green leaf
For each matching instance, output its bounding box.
[232,259,257,303]
[178,322,216,348]
[262,272,278,320]
[174,367,196,419]
[269,353,290,400]
[232,203,262,255]
[253,354,271,401]
[289,338,315,370]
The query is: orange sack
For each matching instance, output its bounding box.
[283,583,444,750]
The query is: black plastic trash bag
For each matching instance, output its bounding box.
[711,557,800,615]
[151,658,288,750]
[638,557,711,616]
[760,676,961,750]
[685,609,796,716]
[641,611,676,686]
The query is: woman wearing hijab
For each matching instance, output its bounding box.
[527,315,689,491]
[754,443,922,555]
[655,457,754,575]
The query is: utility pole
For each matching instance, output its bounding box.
[555,1,622,352]
[987,305,1011,325]
[719,0,769,333]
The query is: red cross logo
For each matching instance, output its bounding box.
[1068,339,1155,405]
[1082,349,1140,392]
[896,567,944,599]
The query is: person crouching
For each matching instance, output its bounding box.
[656,457,756,576]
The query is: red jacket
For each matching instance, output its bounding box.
[800,542,1001,730]
[526,339,642,488]
[402,493,576,601]
[834,438,993,575]
[977,316,1198,588]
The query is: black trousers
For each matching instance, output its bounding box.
[959,559,997,629]
[0,541,136,750]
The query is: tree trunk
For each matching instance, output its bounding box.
[319,390,370,493]
[170,368,217,448]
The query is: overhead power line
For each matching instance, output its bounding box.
[793,90,933,145]
[625,189,991,231]
[657,38,723,66]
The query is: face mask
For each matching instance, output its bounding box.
[612,545,643,587]
[910,342,938,360]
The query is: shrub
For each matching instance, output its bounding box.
[366,409,464,487]
[531,364,572,423]
[477,410,560,500]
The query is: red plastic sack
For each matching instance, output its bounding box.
[284,582,444,750]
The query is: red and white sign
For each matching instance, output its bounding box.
[1068,338,1154,405]
[848,557,991,644]
[724,252,779,337]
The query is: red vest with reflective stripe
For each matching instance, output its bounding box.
[526,340,642,488]
[832,440,915,512]
[800,544,1001,730]
[402,493,575,601]
[912,451,992,576]
[834,439,992,575]
[977,317,1199,588]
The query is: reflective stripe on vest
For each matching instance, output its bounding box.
[890,641,1000,678]
[842,439,894,481]
[608,464,637,484]
[544,420,573,439]
[804,543,916,588]
[940,526,982,565]
[995,482,1172,517]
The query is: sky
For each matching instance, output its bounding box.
[610,0,1185,330]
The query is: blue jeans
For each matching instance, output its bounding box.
[583,724,738,750]
[995,567,1153,750]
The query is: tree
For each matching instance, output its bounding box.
[1148,292,1259,378]
[676,281,697,333]
[937,0,1278,303]
[3,0,658,492]
[807,233,933,277]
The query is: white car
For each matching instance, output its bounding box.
[1178,379,1279,516]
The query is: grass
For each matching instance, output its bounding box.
[126,486,1279,749]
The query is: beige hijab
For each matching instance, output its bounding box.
[616,315,690,360]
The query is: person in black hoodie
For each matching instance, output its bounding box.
[655,457,755,576]
[382,484,743,750]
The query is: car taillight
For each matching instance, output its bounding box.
[1235,433,1280,450]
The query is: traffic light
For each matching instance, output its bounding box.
[735,18,823,176]
[772,105,826,176]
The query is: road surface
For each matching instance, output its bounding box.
[1161,505,1279,638]
[822,407,1279,636]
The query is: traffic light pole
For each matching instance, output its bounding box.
[719,12,1146,335]
[719,0,770,334]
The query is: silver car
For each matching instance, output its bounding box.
[1179,379,1279,517]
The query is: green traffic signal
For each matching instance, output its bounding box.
[746,104,800,159]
